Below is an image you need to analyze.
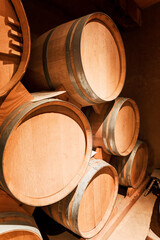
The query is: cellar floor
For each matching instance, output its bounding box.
[34,189,159,240]
[108,192,158,240]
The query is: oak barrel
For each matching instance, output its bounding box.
[0,0,31,97]
[27,12,126,106]
[110,140,148,188]
[88,97,140,156]
[43,158,118,238]
[0,189,42,240]
[0,99,92,206]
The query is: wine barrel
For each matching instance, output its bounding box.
[43,158,118,238]
[27,12,126,106]
[110,140,148,188]
[0,189,42,240]
[0,99,92,206]
[88,97,140,156]
[0,0,30,97]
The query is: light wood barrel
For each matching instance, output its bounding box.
[110,140,148,188]
[0,99,92,206]
[0,189,42,240]
[0,0,30,97]
[88,97,140,156]
[43,158,118,238]
[27,12,126,106]
[0,212,42,240]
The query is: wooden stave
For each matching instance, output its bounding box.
[0,99,92,206]
[28,12,126,106]
[0,0,31,97]
[111,140,148,188]
[43,158,118,238]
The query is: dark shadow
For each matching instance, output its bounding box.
[33,207,81,240]
[118,185,128,196]
[148,186,160,238]
[150,196,160,237]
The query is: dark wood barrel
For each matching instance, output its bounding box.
[0,0,30,97]
[43,158,118,238]
[0,99,92,206]
[27,12,126,106]
[88,97,140,156]
[0,189,42,240]
[110,140,148,188]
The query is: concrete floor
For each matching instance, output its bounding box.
[108,193,157,240]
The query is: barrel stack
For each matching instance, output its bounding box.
[0,2,149,240]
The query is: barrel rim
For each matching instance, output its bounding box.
[71,12,126,103]
[103,97,140,156]
[112,140,148,188]
[71,158,118,238]
[0,99,92,206]
[130,140,148,188]
[0,228,42,239]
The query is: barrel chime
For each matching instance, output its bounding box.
[0,0,148,239]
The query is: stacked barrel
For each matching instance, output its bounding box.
[0,1,148,239]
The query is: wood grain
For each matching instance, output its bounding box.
[27,12,126,106]
[0,0,30,97]
[0,99,92,206]
[0,82,33,126]
[43,158,118,238]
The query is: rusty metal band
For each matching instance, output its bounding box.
[0,98,60,196]
[43,29,56,90]
[65,18,94,105]
[127,140,142,187]
[71,160,108,235]
[119,156,129,186]
[72,14,105,104]
[102,101,115,154]
[58,200,64,225]
[126,155,132,186]
[64,191,75,229]
[108,98,129,155]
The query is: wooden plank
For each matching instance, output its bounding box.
[83,177,150,240]
[146,229,160,240]
[31,91,66,102]
[94,147,111,163]
[0,82,33,126]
